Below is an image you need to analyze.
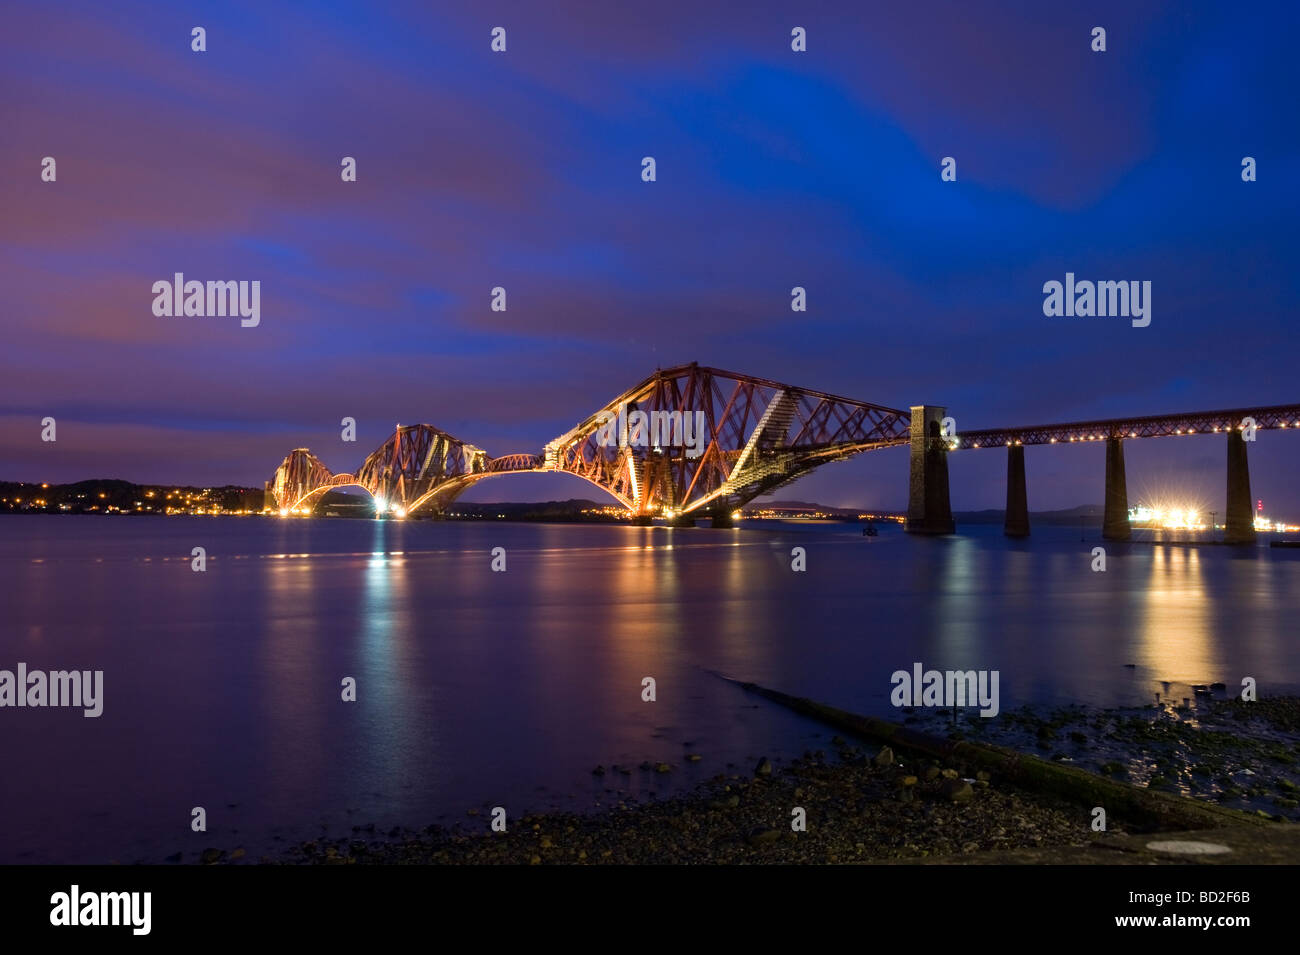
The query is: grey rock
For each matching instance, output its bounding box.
[940,779,974,803]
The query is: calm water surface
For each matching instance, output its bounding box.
[3,515,1298,863]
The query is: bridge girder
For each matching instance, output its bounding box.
[953,404,1300,450]
[268,386,1300,525]
[268,430,543,515]
[267,449,338,512]
[353,424,491,512]
[267,364,912,517]
[542,363,910,516]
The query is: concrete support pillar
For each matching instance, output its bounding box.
[1102,436,1130,541]
[905,405,954,535]
[1224,429,1256,546]
[1004,444,1030,538]
[707,508,735,528]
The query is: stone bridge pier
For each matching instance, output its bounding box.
[1224,429,1256,545]
[1004,443,1030,538]
[1100,430,1255,544]
[905,405,954,535]
[1102,437,1130,541]
[907,403,1287,545]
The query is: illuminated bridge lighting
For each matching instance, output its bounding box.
[267,365,913,519]
[269,384,1300,516]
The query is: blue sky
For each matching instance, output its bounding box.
[2,0,1298,512]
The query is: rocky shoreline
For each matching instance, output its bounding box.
[266,746,1093,865]
[909,695,1300,822]
[182,695,1299,865]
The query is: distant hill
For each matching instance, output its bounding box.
[1,479,261,514]
[442,499,623,522]
[754,500,1105,524]
[3,478,1108,525]
[749,499,871,516]
[955,504,1104,525]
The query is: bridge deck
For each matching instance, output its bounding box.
[953,404,1300,449]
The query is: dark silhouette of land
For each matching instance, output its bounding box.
[2,478,1110,523]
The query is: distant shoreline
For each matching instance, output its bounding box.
[10,479,1274,529]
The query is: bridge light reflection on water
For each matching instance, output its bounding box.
[1138,546,1212,687]
[11,518,1300,863]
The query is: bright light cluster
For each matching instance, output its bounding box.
[1128,502,1299,533]
[1127,504,1206,530]
[1255,515,1300,532]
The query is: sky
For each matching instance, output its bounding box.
[3,0,1299,512]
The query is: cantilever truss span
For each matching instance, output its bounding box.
[542,364,910,516]
[267,363,911,517]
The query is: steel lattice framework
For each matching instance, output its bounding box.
[267,363,911,516]
[543,364,910,516]
[356,424,489,513]
[952,404,1300,450]
[268,449,346,512]
[267,426,538,514]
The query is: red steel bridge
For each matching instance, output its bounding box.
[268,364,910,525]
[266,363,1297,543]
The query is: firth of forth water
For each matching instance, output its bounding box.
[3,516,1297,863]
